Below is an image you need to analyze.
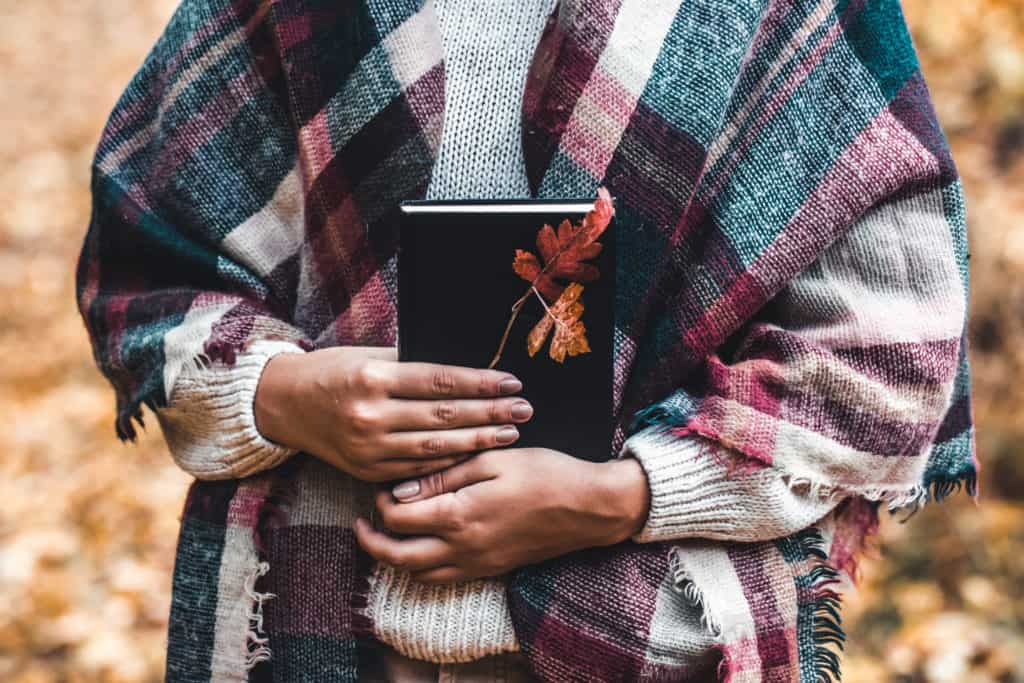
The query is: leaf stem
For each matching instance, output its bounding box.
[488,288,532,369]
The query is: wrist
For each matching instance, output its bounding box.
[254,351,307,449]
[590,457,651,545]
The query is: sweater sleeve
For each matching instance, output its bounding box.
[619,428,839,543]
[75,1,316,478]
[618,185,967,543]
[154,340,305,480]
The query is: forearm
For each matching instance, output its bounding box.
[365,435,835,581]
[179,344,535,488]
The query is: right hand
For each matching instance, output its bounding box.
[253,346,532,482]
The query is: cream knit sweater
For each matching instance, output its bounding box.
[155,0,838,663]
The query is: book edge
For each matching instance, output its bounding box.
[400,201,596,215]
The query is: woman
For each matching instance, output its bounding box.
[78,0,976,680]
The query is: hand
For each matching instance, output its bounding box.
[254,347,533,482]
[353,448,651,583]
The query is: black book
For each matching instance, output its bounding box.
[398,198,616,462]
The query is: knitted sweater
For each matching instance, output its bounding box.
[157,0,838,663]
[79,1,975,680]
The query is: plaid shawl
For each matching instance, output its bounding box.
[77,0,976,680]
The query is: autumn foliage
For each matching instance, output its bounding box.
[490,187,614,367]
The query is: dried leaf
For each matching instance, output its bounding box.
[493,188,615,367]
[512,249,562,302]
[515,187,615,303]
[527,283,590,362]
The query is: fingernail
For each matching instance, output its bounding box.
[496,426,519,445]
[392,480,420,500]
[510,401,533,421]
[498,377,523,395]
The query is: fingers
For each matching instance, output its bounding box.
[378,425,519,459]
[368,454,474,482]
[389,455,496,503]
[387,363,522,399]
[351,346,398,361]
[375,487,475,535]
[354,517,454,572]
[381,397,533,431]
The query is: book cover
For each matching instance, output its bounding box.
[398,193,616,462]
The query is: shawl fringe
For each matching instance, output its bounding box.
[670,527,848,683]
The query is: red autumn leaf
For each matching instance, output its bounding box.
[527,282,591,363]
[490,187,615,369]
[537,220,602,282]
[513,249,564,302]
[514,186,615,303]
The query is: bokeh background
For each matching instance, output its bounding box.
[0,1,1021,681]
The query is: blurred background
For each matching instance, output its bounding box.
[0,1,1021,681]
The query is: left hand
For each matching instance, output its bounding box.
[353,448,651,584]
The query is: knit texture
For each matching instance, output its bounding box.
[622,428,838,544]
[362,561,518,663]
[148,0,844,665]
[427,0,558,199]
[76,1,976,681]
[156,339,304,479]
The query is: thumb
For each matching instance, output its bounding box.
[391,455,495,503]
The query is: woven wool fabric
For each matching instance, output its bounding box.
[77,0,977,681]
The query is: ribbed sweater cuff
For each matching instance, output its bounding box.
[362,564,518,663]
[160,340,306,479]
[619,426,840,544]
[619,427,732,543]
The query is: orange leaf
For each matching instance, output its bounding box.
[513,249,564,302]
[536,223,560,264]
[526,283,590,363]
[494,188,614,369]
[514,188,615,303]
[551,318,590,363]
[579,187,615,245]
[527,311,554,358]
